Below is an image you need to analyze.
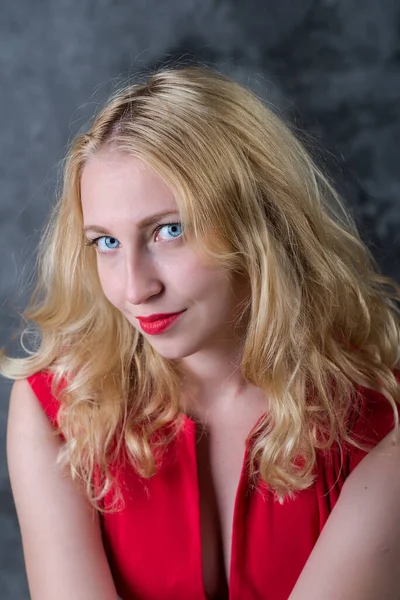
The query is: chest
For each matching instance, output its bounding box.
[194,414,263,599]
[101,417,338,600]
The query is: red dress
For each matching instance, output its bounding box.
[27,370,400,600]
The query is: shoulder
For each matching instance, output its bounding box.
[6,377,66,525]
[288,373,400,598]
[17,370,63,429]
[7,377,62,464]
[314,372,400,494]
[345,372,400,474]
[8,377,52,429]
[7,374,65,477]
[6,378,119,600]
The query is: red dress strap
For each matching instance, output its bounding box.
[346,370,400,473]
[27,370,104,504]
[27,370,62,429]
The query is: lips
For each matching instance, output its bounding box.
[137,310,186,323]
[137,310,186,335]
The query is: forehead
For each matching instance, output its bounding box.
[80,149,178,217]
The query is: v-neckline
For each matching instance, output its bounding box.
[184,412,267,600]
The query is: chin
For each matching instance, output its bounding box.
[147,344,188,361]
[144,338,201,361]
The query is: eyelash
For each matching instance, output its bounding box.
[84,222,182,254]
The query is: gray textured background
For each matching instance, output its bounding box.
[1,1,399,597]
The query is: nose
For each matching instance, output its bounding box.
[124,249,164,306]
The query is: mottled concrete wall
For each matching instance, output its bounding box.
[1,1,399,597]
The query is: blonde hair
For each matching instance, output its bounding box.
[2,64,400,510]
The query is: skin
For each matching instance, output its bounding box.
[8,146,400,600]
[80,147,260,413]
[81,147,400,599]
[81,147,270,594]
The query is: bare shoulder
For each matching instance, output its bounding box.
[288,429,400,599]
[7,377,56,441]
[7,378,119,600]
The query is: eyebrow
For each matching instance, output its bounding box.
[83,210,180,235]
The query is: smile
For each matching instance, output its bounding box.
[137,310,186,335]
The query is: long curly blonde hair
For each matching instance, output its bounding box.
[2,64,400,511]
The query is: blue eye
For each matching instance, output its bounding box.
[154,222,183,241]
[85,222,182,254]
[86,236,120,253]
[100,236,120,251]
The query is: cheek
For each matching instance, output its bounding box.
[180,262,233,306]
[96,261,125,308]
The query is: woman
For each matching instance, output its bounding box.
[3,65,400,600]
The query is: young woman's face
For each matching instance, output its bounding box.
[80,148,249,360]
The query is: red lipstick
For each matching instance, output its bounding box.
[137,310,186,335]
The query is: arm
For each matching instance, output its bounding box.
[289,427,400,600]
[6,378,119,600]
